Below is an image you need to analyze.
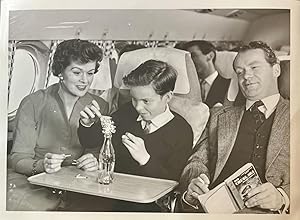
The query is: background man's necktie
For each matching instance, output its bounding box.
[201,80,208,102]
[250,100,266,126]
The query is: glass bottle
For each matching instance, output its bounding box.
[98,133,115,184]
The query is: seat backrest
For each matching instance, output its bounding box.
[215,51,240,103]
[215,50,237,79]
[278,59,290,99]
[115,47,201,99]
[114,47,209,146]
[89,57,112,91]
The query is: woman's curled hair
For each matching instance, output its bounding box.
[52,39,103,76]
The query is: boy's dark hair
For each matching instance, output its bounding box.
[123,59,177,96]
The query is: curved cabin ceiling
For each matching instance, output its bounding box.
[185,9,288,21]
[9,9,290,50]
[9,9,253,41]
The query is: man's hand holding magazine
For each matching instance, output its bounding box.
[244,182,285,211]
[183,163,288,213]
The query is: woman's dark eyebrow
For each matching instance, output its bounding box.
[71,67,95,72]
[71,67,82,71]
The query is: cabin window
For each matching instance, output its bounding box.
[8,48,40,119]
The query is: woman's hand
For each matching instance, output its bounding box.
[121,132,150,165]
[79,100,102,127]
[43,153,66,173]
[76,153,98,171]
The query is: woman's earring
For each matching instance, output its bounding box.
[58,74,63,81]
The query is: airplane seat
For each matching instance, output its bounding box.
[114,47,209,147]
[215,50,237,79]
[88,57,118,114]
[215,51,241,105]
[278,59,290,100]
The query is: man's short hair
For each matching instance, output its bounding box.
[123,59,177,96]
[234,41,279,66]
[182,40,217,64]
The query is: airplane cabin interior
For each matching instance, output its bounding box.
[3,7,292,213]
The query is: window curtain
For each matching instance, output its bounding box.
[128,40,177,48]
[90,40,116,58]
[45,40,60,87]
[8,40,17,106]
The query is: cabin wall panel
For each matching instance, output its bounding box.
[9,10,250,41]
[243,13,290,50]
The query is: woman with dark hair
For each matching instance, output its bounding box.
[7,39,109,210]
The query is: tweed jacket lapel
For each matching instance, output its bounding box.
[265,97,289,171]
[212,106,244,182]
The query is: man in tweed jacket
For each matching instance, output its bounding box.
[179,41,289,214]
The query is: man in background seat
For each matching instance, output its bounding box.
[182,40,230,108]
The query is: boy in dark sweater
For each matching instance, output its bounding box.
[76,59,193,211]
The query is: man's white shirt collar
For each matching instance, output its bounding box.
[203,71,218,86]
[137,105,174,133]
[246,93,280,119]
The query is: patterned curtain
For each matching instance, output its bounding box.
[90,40,116,58]
[127,40,178,48]
[8,40,17,107]
[45,40,60,87]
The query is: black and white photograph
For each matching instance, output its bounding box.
[1,0,299,219]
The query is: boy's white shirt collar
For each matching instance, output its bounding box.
[137,104,174,133]
[246,93,280,119]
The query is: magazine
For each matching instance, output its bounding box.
[197,163,262,213]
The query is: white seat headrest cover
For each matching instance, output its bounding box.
[215,51,239,101]
[215,51,237,79]
[90,57,112,90]
[114,47,190,94]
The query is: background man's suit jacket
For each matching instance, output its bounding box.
[204,74,230,108]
